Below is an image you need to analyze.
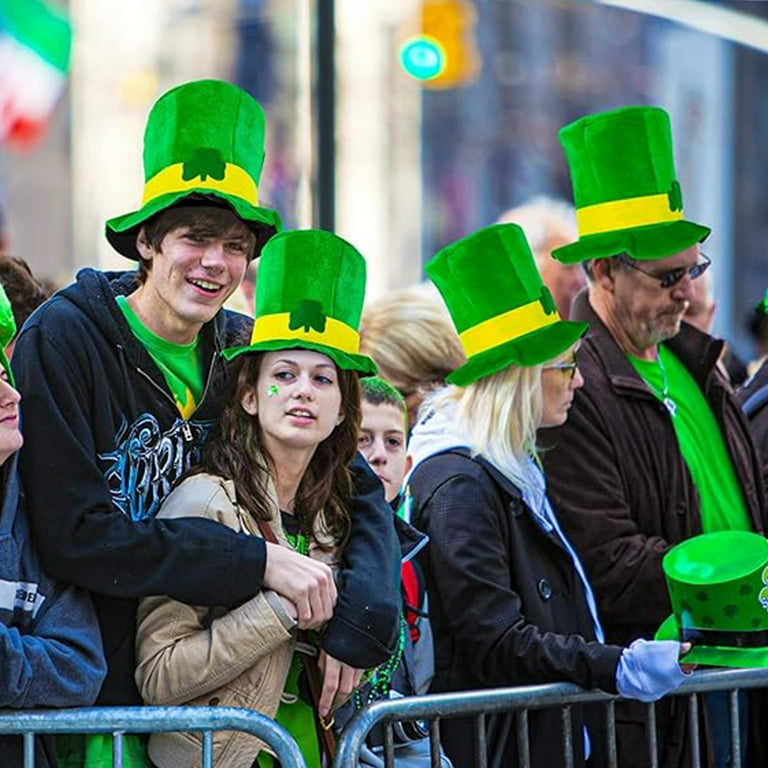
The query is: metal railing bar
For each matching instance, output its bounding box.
[202,730,213,768]
[429,718,442,767]
[0,706,306,768]
[689,694,701,768]
[517,709,530,768]
[561,705,574,768]
[729,689,741,767]
[384,721,395,768]
[647,701,658,768]
[474,713,487,768]
[605,699,617,768]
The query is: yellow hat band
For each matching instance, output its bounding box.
[459,300,558,358]
[577,192,683,237]
[250,312,360,355]
[142,162,259,207]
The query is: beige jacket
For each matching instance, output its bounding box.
[135,472,298,768]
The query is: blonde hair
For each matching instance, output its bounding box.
[360,286,466,392]
[428,363,543,481]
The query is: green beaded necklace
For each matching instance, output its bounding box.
[352,615,408,708]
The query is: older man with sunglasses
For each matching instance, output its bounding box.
[539,107,767,768]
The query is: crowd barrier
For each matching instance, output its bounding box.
[0,705,307,768]
[1,668,767,767]
[332,667,768,768]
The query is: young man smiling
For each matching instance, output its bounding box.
[11,78,399,737]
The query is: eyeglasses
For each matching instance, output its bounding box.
[542,361,579,379]
[616,252,711,289]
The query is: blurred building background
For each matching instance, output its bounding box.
[0,0,767,359]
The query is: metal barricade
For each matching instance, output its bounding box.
[0,705,307,768]
[333,667,768,768]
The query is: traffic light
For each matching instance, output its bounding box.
[399,0,481,89]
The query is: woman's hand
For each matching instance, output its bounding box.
[317,650,364,720]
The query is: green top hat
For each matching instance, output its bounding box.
[425,223,588,387]
[222,229,377,375]
[552,106,710,264]
[655,530,768,668]
[0,284,16,385]
[105,79,282,260]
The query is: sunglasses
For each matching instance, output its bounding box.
[616,252,711,289]
[542,361,579,380]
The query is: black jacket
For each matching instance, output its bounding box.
[409,449,621,768]
[12,268,399,705]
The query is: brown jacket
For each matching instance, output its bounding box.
[135,473,300,768]
[540,292,766,768]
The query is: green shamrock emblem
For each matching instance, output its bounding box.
[752,618,762,628]
[182,147,226,182]
[539,286,557,315]
[740,583,754,596]
[695,590,709,603]
[701,615,714,627]
[667,180,683,212]
[289,300,327,334]
[723,605,740,619]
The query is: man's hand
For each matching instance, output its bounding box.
[317,650,364,719]
[263,542,337,629]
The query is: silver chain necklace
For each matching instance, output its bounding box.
[652,350,677,417]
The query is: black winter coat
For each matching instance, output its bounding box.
[409,449,621,768]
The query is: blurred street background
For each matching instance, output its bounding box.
[2,0,768,360]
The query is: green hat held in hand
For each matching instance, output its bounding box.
[553,105,710,264]
[0,284,17,385]
[426,223,587,386]
[106,79,282,260]
[223,229,377,375]
[656,530,768,668]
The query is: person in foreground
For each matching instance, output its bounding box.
[136,229,398,768]
[406,223,690,768]
[0,284,105,767]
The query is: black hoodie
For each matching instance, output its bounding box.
[12,268,399,705]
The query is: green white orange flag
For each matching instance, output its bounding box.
[0,0,72,149]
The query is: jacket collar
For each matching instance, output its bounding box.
[571,288,725,396]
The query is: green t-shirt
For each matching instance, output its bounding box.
[629,345,751,534]
[116,295,204,419]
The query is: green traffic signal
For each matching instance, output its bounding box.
[399,35,445,80]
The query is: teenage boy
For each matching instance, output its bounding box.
[12,79,399,724]
[359,376,412,505]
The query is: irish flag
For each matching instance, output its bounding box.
[0,0,72,150]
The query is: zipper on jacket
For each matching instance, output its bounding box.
[134,365,195,442]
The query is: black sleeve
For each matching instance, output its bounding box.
[13,321,266,608]
[321,453,401,668]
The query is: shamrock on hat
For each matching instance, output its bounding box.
[106,79,282,260]
[222,229,377,375]
[553,105,710,264]
[425,223,587,386]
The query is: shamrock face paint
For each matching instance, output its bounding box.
[267,384,279,397]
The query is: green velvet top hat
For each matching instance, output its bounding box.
[105,79,282,260]
[222,229,377,375]
[655,530,768,668]
[425,223,588,387]
[552,106,710,264]
[0,284,16,386]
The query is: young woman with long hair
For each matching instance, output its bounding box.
[135,229,396,768]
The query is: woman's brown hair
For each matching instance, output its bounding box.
[201,352,361,548]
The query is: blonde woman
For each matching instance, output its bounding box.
[360,286,466,427]
[407,224,690,768]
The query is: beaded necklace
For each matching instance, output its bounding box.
[647,349,677,418]
[352,615,408,708]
